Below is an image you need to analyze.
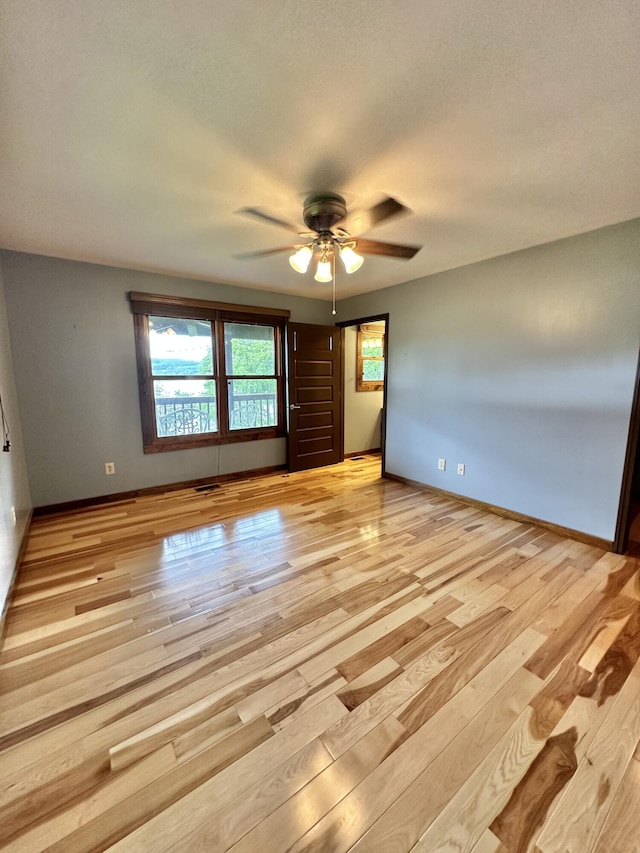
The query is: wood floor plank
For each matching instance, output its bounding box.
[535,656,640,853]
[466,828,503,853]
[47,715,274,853]
[296,666,543,853]
[1,744,177,851]
[396,560,581,737]
[229,715,409,853]
[413,704,558,852]
[104,696,348,853]
[592,754,640,853]
[177,736,335,851]
[0,456,636,852]
[288,626,546,852]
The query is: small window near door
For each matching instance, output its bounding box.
[357,323,385,391]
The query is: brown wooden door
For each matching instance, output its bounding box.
[287,322,342,472]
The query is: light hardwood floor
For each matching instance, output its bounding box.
[1,455,639,852]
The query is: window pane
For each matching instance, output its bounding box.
[362,339,383,358]
[228,379,277,430]
[153,380,217,436]
[363,359,385,381]
[224,323,275,376]
[149,316,213,376]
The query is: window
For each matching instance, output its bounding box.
[224,322,278,432]
[356,323,385,391]
[148,315,218,440]
[130,293,288,453]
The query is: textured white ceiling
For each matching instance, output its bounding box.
[1,0,639,300]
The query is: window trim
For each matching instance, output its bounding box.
[356,323,385,392]
[130,293,289,453]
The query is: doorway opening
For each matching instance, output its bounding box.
[336,313,389,477]
[627,464,640,557]
[614,348,640,554]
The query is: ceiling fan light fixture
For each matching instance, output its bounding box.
[339,245,364,274]
[237,194,420,316]
[289,245,313,273]
[314,259,333,282]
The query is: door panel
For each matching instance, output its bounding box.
[296,360,335,378]
[287,322,342,472]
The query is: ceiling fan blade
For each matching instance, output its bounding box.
[236,206,301,233]
[355,237,421,259]
[234,245,293,260]
[339,196,410,235]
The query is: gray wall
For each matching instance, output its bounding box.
[0,255,32,616]
[339,219,640,542]
[343,325,383,454]
[1,252,329,507]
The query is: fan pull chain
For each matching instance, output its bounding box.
[332,247,337,315]
[1,390,10,452]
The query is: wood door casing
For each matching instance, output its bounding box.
[287,322,342,472]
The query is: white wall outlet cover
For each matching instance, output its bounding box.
[457,463,465,475]
[438,458,446,471]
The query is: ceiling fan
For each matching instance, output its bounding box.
[235,192,422,285]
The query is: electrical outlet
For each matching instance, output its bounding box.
[437,458,446,471]
[104,462,115,475]
[457,463,465,476]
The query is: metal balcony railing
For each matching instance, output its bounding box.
[155,393,277,436]
[228,392,277,431]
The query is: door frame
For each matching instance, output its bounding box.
[613,347,640,554]
[335,313,390,475]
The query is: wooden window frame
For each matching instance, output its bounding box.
[356,324,385,392]
[130,292,289,454]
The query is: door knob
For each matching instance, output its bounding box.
[289,404,301,410]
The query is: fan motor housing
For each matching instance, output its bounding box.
[303,192,347,233]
